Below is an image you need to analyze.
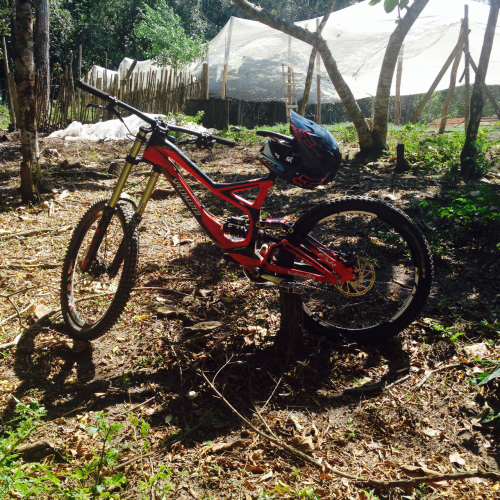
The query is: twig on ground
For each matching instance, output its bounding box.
[0,302,34,328]
[248,366,279,441]
[414,363,467,390]
[132,287,202,297]
[114,396,156,418]
[384,374,410,390]
[7,296,23,327]
[0,284,58,299]
[0,226,72,241]
[0,263,61,269]
[369,470,500,488]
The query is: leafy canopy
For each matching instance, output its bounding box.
[134,2,207,69]
[369,0,411,13]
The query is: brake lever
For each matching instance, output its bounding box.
[86,103,105,109]
[194,134,216,150]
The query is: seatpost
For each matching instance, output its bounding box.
[108,127,148,208]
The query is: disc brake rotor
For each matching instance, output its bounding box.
[334,257,375,296]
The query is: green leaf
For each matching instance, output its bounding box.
[75,469,84,479]
[45,470,60,485]
[369,0,383,4]
[400,0,410,9]
[478,365,500,386]
[164,414,173,424]
[87,426,99,434]
[384,0,399,13]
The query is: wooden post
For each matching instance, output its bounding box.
[411,28,467,124]
[274,283,305,360]
[464,5,471,131]
[221,63,228,99]
[2,36,16,130]
[78,44,82,120]
[394,45,403,126]
[201,62,209,99]
[395,143,410,172]
[316,22,321,125]
[439,24,465,133]
[468,55,500,120]
[222,17,233,100]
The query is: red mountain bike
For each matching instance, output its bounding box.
[60,81,433,344]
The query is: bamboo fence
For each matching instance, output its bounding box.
[33,65,205,132]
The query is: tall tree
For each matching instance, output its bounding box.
[34,0,49,109]
[231,0,428,156]
[15,0,37,204]
[460,0,499,179]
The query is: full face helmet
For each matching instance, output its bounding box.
[257,110,341,189]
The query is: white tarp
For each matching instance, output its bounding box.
[84,0,498,104]
[187,0,499,102]
[48,113,207,141]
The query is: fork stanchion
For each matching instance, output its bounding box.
[274,281,305,360]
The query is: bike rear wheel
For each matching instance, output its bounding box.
[60,199,139,340]
[277,197,433,343]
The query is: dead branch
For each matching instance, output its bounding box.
[0,263,61,269]
[414,363,466,390]
[384,374,410,390]
[0,226,72,240]
[199,358,361,481]
[0,302,34,328]
[367,470,500,488]
[199,358,500,489]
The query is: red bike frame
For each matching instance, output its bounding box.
[141,134,356,286]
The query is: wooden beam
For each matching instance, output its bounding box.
[221,62,228,99]
[439,25,465,133]
[411,28,467,124]
[464,5,471,131]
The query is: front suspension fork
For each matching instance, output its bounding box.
[80,129,148,273]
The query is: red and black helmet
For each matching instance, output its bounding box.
[258,111,342,189]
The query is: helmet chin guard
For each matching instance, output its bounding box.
[257,111,341,189]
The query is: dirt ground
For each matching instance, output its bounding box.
[0,130,499,499]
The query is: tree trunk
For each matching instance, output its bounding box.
[461,0,500,180]
[15,0,38,204]
[231,0,374,153]
[298,47,317,116]
[298,4,334,116]
[274,289,304,360]
[371,0,429,153]
[34,0,50,109]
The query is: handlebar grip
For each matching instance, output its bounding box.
[75,79,111,102]
[212,135,235,148]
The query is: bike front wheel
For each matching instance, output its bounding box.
[278,197,433,343]
[60,199,139,340]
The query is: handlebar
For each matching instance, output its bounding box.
[75,79,235,148]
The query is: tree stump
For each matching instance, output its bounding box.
[274,283,305,359]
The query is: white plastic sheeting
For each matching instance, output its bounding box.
[189,0,499,102]
[48,113,207,142]
[86,0,499,103]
